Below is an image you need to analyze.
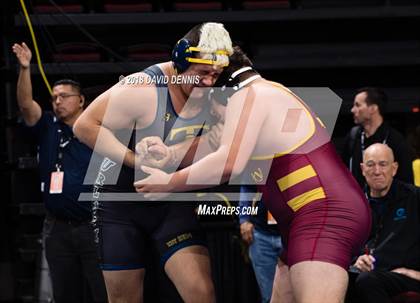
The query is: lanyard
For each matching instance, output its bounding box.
[360,128,389,156]
[350,128,389,173]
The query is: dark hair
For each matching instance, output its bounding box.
[215,46,254,87]
[182,24,203,47]
[356,87,387,116]
[177,23,206,63]
[210,46,256,105]
[53,79,83,95]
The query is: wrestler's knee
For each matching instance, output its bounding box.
[103,270,143,303]
[187,278,215,301]
[106,288,142,303]
[105,284,138,303]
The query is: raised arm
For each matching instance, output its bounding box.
[12,42,42,126]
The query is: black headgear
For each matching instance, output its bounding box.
[209,67,260,105]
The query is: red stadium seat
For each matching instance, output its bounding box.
[173,1,223,11]
[103,0,153,13]
[52,43,101,62]
[242,0,290,10]
[122,43,171,61]
[392,292,420,303]
[32,0,84,13]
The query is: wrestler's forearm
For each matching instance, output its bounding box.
[170,146,235,191]
[96,127,135,168]
[192,132,218,159]
[74,121,135,168]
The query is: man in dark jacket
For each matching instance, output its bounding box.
[350,143,420,303]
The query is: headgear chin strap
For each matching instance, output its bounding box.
[209,66,261,105]
[172,38,229,73]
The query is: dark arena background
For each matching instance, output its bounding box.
[1,1,419,303]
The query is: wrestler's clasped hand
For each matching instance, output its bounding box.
[134,166,173,200]
[135,136,171,169]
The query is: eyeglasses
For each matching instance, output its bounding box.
[51,93,80,102]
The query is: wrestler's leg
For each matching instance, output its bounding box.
[165,245,215,303]
[102,269,145,303]
[270,259,294,303]
[289,261,348,303]
[95,201,148,303]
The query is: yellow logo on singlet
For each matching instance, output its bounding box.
[169,125,210,141]
[251,168,264,183]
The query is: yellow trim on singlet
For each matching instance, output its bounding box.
[316,117,326,128]
[286,187,326,212]
[276,164,317,192]
[250,82,316,160]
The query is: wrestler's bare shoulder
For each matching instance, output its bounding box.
[250,80,317,156]
[249,80,307,111]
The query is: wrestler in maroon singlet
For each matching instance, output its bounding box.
[245,85,371,270]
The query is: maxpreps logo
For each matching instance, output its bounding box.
[197,204,258,216]
[393,208,407,221]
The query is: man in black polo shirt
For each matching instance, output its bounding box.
[12,42,107,303]
[341,87,413,188]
